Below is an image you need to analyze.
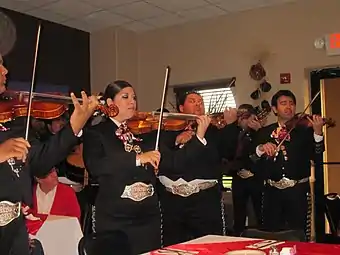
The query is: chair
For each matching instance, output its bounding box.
[30,239,45,255]
[78,230,132,255]
[241,228,306,242]
[324,193,340,236]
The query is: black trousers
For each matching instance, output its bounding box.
[0,217,30,255]
[161,186,226,247]
[262,182,311,240]
[96,213,161,255]
[232,175,263,235]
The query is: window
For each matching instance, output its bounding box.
[172,77,236,113]
[196,87,236,114]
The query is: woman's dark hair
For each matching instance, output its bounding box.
[176,91,201,112]
[271,90,296,107]
[102,80,132,100]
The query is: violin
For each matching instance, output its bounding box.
[126,105,272,135]
[127,111,190,135]
[285,113,336,130]
[0,90,119,124]
[67,143,85,169]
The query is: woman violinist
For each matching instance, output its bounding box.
[82,80,211,254]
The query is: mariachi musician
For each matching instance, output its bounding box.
[222,104,265,236]
[251,90,324,241]
[157,91,237,246]
[82,81,211,254]
[0,53,98,255]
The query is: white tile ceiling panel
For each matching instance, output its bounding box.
[0,0,35,12]
[0,0,299,32]
[110,1,167,20]
[178,5,227,21]
[26,8,70,23]
[143,13,186,28]
[145,0,208,12]
[215,0,276,12]
[62,18,103,32]
[84,10,132,26]
[12,0,59,8]
[80,0,141,9]
[40,0,101,18]
[121,21,155,32]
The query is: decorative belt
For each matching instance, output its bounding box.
[0,201,21,227]
[237,169,254,179]
[121,182,154,202]
[266,177,309,189]
[166,181,218,197]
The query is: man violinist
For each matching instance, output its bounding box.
[252,90,324,241]
[158,91,237,246]
[0,53,98,255]
[222,104,264,236]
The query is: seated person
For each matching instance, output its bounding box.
[30,168,81,221]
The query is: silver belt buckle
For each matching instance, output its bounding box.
[172,184,199,197]
[237,169,254,179]
[197,181,218,190]
[121,182,154,202]
[0,201,21,227]
[268,177,297,189]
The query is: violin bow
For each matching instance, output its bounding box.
[24,24,41,140]
[274,90,321,153]
[155,66,171,151]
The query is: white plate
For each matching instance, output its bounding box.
[225,250,266,255]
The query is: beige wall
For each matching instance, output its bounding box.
[91,27,138,95]
[91,0,340,116]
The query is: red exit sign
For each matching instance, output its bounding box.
[326,33,340,56]
[329,33,340,49]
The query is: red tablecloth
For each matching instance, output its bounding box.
[151,240,340,255]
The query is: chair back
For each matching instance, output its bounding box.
[78,230,131,255]
[241,228,306,242]
[325,193,340,236]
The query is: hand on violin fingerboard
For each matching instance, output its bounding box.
[69,91,99,135]
[223,107,238,125]
[248,119,262,131]
[196,115,211,140]
[309,115,324,135]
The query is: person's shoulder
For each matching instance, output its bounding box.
[261,122,277,131]
[57,183,76,194]
[85,117,113,133]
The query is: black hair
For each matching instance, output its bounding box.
[271,90,296,107]
[238,104,257,117]
[176,91,201,112]
[102,80,133,100]
[155,108,170,113]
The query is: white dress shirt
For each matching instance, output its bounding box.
[36,185,57,214]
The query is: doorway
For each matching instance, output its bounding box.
[310,67,340,241]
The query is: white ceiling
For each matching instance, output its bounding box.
[0,0,297,33]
